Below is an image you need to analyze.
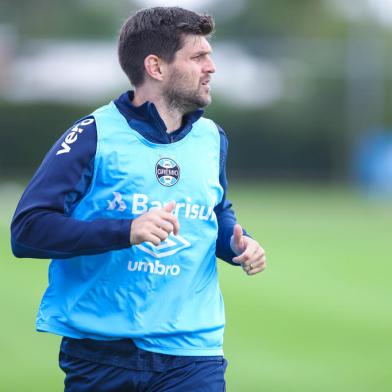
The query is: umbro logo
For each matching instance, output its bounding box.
[130,235,191,276]
[135,235,191,258]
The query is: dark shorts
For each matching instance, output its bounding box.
[59,338,227,392]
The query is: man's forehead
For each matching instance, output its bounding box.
[179,35,212,54]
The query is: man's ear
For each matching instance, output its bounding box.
[144,55,166,81]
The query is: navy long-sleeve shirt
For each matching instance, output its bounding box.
[11,91,242,264]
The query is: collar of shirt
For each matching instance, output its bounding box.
[113,91,204,144]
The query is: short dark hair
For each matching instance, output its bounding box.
[118,7,214,87]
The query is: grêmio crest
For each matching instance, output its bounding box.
[155,158,180,187]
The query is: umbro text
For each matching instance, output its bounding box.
[128,259,181,276]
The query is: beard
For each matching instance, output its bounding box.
[162,68,212,114]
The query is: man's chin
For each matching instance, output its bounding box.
[198,94,212,108]
[183,96,211,112]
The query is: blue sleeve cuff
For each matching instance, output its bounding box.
[11,217,133,259]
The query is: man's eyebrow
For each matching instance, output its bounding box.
[192,49,212,56]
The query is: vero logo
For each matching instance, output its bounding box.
[135,235,191,258]
[56,118,94,155]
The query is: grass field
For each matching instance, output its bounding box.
[1,182,391,391]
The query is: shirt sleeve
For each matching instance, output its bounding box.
[10,116,132,259]
[214,124,250,265]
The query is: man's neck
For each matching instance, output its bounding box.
[132,89,183,134]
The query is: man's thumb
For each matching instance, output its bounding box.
[163,200,176,212]
[233,224,244,251]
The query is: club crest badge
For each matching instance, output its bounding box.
[155,158,180,187]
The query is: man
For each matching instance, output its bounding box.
[11,7,266,391]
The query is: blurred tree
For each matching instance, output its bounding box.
[0,0,136,39]
[213,0,349,40]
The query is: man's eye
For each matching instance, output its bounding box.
[193,54,206,60]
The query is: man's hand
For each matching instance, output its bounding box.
[230,224,266,275]
[130,201,180,246]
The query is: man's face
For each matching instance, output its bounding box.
[162,35,216,113]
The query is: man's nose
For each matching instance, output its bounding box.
[205,56,216,74]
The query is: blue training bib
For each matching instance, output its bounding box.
[36,101,225,356]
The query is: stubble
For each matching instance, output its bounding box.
[162,67,211,115]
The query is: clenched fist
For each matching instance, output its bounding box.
[130,201,180,246]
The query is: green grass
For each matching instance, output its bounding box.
[1,182,392,391]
